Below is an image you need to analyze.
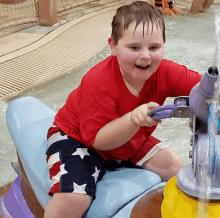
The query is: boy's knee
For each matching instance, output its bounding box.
[166,154,184,177]
[159,148,184,177]
[172,153,184,165]
[170,159,184,172]
[45,193,92,218]
[168,152,184,170]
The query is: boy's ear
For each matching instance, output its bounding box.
[108,37,117,56]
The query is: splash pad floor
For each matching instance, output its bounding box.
[0,0,135,99]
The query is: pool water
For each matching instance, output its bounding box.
[0,5,220,187]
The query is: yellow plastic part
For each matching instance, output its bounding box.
[161,176,220,218]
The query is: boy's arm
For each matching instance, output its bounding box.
[93,112,139,150]
[93,102,160,151]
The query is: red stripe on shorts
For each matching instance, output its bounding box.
[47,126,60,140]
[49,183,60,196]
[47,155,61,196]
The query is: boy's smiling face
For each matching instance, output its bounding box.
[109,21,165,84]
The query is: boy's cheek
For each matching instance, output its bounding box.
[156,48,164,58]
[153,52,164,62]
[118,52,137,61]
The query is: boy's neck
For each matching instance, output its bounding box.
[121,70,145,97]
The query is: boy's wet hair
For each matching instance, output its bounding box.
[111,1,165,44]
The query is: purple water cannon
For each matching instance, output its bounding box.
[150,66,220,199]
[177,67,220,200]
[189,66,219,124]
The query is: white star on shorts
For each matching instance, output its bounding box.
[73,182,87,194]
[92,166,100,183]
[72,148,90,159]
[51,164,68,186]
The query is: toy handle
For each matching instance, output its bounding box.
[148,97,189,120]
[148,104,175,120]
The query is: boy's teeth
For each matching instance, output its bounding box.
[135,64,149,69]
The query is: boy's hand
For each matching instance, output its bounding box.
[130,102,162,127]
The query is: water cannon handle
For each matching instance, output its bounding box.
[148,105,174,120]
[148,97,189,120]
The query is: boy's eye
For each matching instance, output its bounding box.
[150,45,161,51]
[130,46,140,51]
[150,46,157,50]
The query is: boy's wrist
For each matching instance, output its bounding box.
[130,112,140,127]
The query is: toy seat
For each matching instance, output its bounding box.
[6,97,54,209]
[6,97,162,217]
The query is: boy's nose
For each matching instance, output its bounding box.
[140,49,150,60]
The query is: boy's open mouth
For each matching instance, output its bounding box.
[135,64,150,70]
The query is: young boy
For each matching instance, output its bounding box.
[44,1,202,217]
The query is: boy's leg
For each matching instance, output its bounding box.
[140,147,184,181]
[129,136,184,182]
[44,193,92,218]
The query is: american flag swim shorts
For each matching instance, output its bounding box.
[46,126,106,197]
